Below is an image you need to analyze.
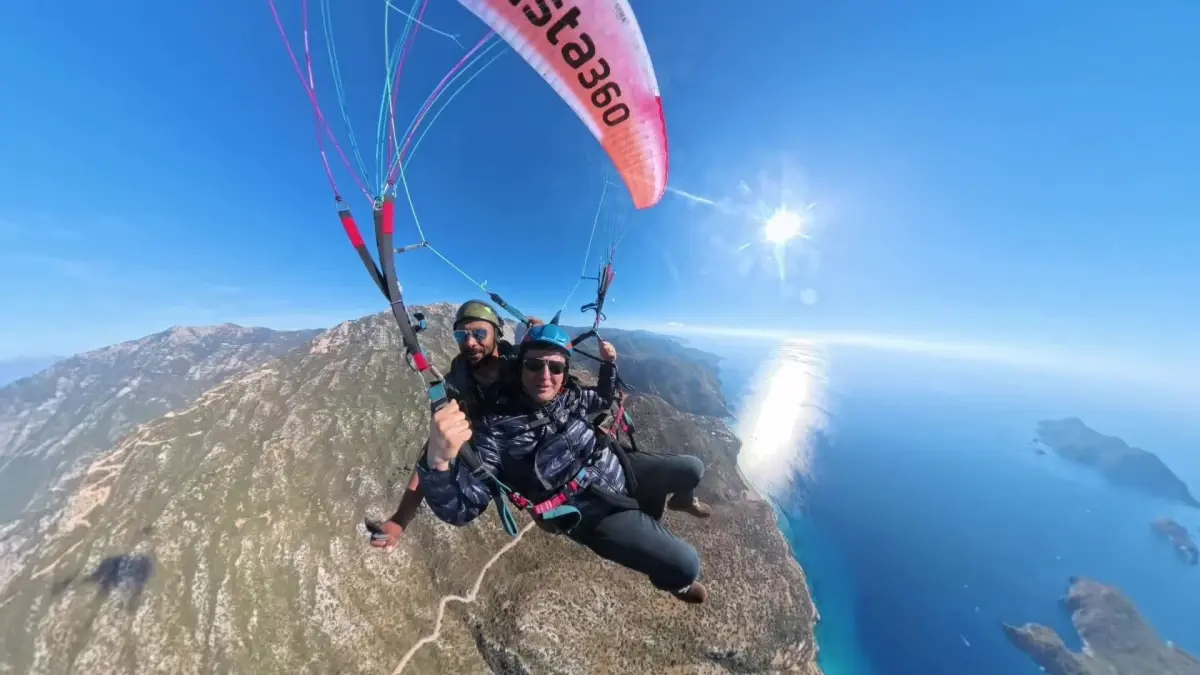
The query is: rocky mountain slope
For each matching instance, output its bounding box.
[0,325,321,523]
[1003,577,1200,675]
[0,304,819,675]
[554,325,731,419]
[1036,418,1200,508]
[0,356,63,386]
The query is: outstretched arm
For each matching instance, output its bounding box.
[367,461,426,551]
[579,341,619,414]
[387,463,425,527]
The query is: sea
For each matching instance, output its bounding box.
[688,335,1200,675]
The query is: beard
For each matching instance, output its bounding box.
[463,342,494,367]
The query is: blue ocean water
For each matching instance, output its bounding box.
[695,337,1200,675]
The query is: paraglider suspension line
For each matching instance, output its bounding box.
[559,180,608,313]
[425,243,488,292]
[385,0,430,171]
[267,0,373,203]
[395,167,427,241]
[319,0,372,184]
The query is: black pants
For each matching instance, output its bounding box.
[569,452,705,591]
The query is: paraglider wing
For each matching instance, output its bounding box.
[457,0,668,209]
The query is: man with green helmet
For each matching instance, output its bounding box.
[369,299,541,551]
[446,300,514,401]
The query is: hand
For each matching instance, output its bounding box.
[366,519,404,552]
[526,316,545,327]
[428,400,471,469]
[367,472,422,551]
[599,340,617,363]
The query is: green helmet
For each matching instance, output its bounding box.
[454,300,504,330]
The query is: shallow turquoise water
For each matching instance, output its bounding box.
[702,339,1200,675]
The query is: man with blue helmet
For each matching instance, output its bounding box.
[418,319,713,604]
[369,300,541,551]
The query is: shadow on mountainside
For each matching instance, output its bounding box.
[51,553,156,613]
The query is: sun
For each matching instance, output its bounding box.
[764,208,804,245]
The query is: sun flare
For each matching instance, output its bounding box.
[764,208,803,245]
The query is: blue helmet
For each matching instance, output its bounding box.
[523,322,573,354]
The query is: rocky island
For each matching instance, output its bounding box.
[1003,576,1200,675]
[1153,517,1199,565]
[1035,417,1200,508]
[0,304,820,674]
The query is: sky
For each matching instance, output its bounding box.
[1,0,1198,387]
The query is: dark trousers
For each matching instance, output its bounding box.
[569,452,705,591]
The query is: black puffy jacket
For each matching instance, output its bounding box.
[417,362,625,527]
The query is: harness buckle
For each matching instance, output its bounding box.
[530,468,590,516]
[533,494,567,516]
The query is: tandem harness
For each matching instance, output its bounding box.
[455,409,642,537]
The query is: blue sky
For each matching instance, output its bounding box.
[1,0,1198,385]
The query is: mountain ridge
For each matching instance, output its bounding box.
[0,305,820,674]
[0,356,64,387]
[0,323,322,524]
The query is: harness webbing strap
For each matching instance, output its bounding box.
[609,397,630,440]
[508,467,592,516]
[337,206,387,297]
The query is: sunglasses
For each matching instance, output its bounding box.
[523,357,567,376]
[453,327,490,344]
